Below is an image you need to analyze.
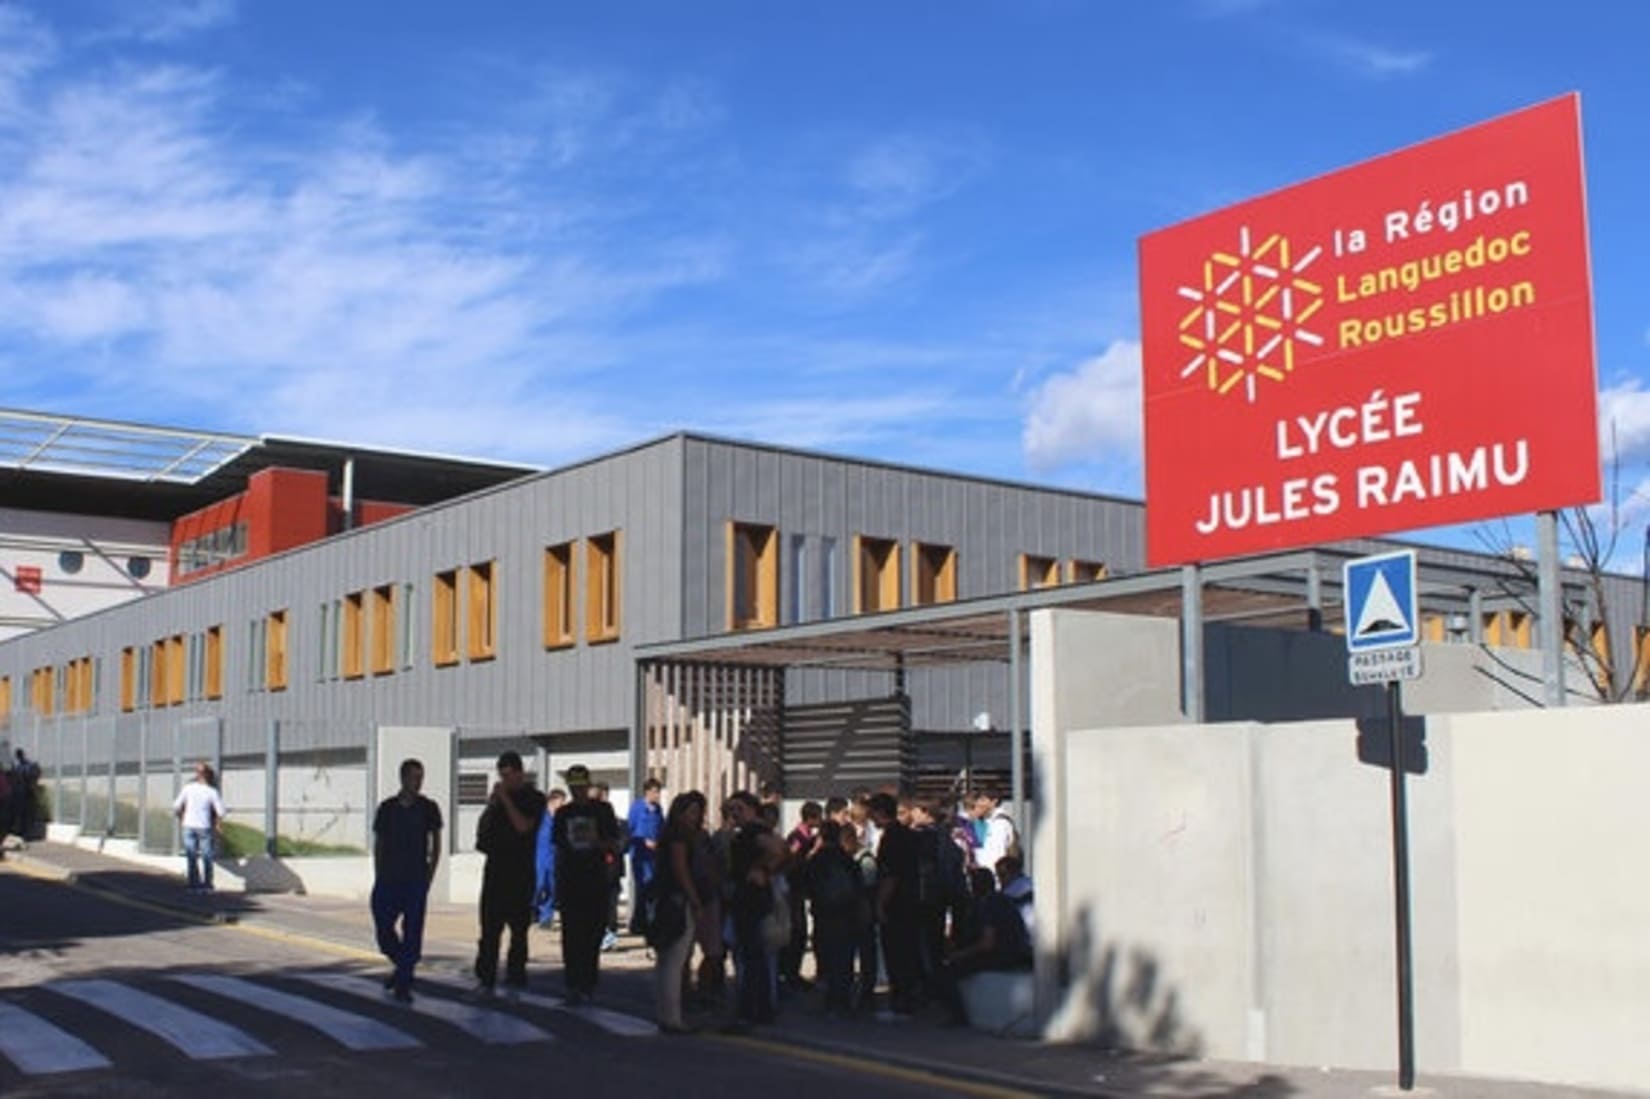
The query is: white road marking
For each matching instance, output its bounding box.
[48,980,272,1060]
[294,972,550,1045]
[421,971,658,1037]
[170,975,422,1052]
[0,1002,112,1075]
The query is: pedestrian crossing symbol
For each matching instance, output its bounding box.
[1343,551,1419,653]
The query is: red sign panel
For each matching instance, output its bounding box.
[14,565,41,594]
[1140,95,1598,567]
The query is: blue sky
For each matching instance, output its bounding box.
[3,0,1648,551]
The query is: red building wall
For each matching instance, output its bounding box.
[170,467,415,585]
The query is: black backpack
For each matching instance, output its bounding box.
[812,855,857,915]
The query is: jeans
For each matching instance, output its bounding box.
[371,878,430,992]
[855,919,880,1006]
[732,891,775,1024]
[183,827,215,890]
[629,855,656,934]
[654,910,696,1029]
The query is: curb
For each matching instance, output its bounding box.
[728,1026,1100,1099]
[2,849,236,926]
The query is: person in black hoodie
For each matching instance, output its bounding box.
[804,820,861,1016]
[472,751,546,997]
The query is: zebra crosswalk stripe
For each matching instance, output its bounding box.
[293,972,550,1045]
[48,979,272,1060]
[420,972,658,1038]
[170,975,422,1052]
[0,1002,112,1076]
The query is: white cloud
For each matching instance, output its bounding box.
[0,33,729,463]
[1308,32,1432,79]
[1598,380,1650,464]
[1021,340,1142,472]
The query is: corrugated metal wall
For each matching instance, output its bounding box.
[0,436,687,752]
[679,437,1148,732]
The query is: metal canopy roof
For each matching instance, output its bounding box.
[0,408,254,484]
[0,409,539,521]
[635,547,1575,674]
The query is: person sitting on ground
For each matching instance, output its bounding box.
[995,854,1035,939]
[933,868,1034,1026]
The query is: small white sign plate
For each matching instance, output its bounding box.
[1349,645,1423,686]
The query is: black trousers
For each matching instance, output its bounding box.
[475,868,532,988]
[560,893,607,994]
[881,907,923,1010]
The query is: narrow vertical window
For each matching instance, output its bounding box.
[400,583,415,669]
[317,602,330,682]
[853,535,900,613]
[371,584,396,675]
[266,609,288,691]
[205,626,223,700]
[0,676,9,717]
[342,591,365,679]
[544,543,575,648]
[728,522,779,630]
[585,532,622,642]
[467,561,497,661]
[120,648,136,712]
[912,542,957,606]
[819,536,838,619]
[787,535,807,624]
[151,640,168,708]
[167,635,186,705]
[433,569,459,666]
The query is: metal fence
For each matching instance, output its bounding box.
[14,714,374,858]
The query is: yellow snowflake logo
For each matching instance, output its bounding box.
[1177,227,1325,403]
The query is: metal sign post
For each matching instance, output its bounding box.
[1344,550,1421,1092]
[1386,678,1416,1091]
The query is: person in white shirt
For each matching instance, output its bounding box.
[173,762,226,893]
[972,792,1019,876]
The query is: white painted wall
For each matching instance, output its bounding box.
[0,508,170,641]
[1033,608,1650,1091]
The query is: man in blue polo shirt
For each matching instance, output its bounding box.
[626,777,663,935]
[372,758,443,1002]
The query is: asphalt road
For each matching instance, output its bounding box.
[0,865,976,1099]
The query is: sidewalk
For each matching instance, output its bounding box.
[4,840,1642,1099]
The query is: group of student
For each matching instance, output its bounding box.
[644,787,1033,1032]
[367,754,1034,1032]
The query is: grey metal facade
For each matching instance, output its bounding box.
[0,433,1150,751]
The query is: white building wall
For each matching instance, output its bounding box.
[0,507,170,641]
[1033,607,1650,1091]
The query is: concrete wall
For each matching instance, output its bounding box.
[1032,607,1650,1091]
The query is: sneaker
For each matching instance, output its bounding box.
[600,931,619,952]
[383,973,398,991]
[392,986,414,1004]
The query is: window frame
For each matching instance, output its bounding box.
[433,569,460,667]
[467,561,497,662]
[728,521,780,631]
[911,541,958,606]
[585,532,622,643]
[852,535,901,614]
[543,543,576,649]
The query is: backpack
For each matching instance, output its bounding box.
[811,855,857,915]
